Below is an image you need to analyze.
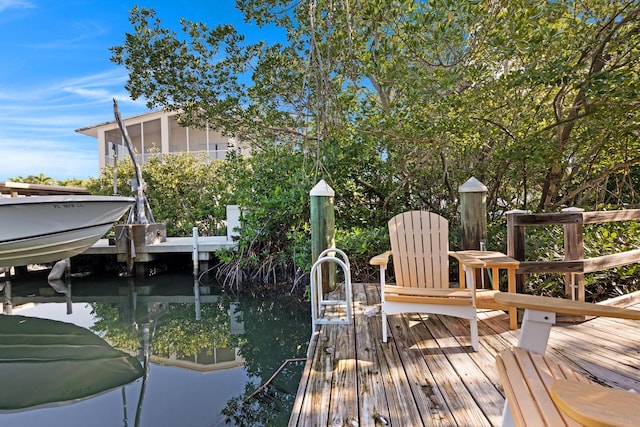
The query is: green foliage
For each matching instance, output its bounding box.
[9,174,89,188]
[152,301,233,358]
[335,227,389,282]
[497,219,640,301]
[9,173,55,185]
[108,1,640,290]
[87,152,228,236]
[90,304,140,352]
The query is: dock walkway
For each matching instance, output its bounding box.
[85,235,237,256]
[289,282,640,426]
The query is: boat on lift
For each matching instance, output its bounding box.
[0,195,134,267]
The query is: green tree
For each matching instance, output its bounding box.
[110,1,640,285]
[10,173,55,185]
[88,152,228,237]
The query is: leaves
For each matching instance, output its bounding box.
[107,1,640,288]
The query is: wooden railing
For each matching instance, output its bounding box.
[506,208,640,301]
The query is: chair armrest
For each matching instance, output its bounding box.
[551,380,640,427]
[494,292,640,320]
[369,251,393,267]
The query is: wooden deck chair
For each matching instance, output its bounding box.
[370,211,480,351]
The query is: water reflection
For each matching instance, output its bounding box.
[0,272,310,427]
[0,314,143,411]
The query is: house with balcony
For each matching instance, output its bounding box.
[76,110,249,171]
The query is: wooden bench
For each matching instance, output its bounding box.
[493,292,640,427]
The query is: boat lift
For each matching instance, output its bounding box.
[112,99,166,278]
[113,99,154,225]
[310,248,353,333]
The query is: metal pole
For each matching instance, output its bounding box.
[113,98,148,224]
[112,142,118,195]
[192,227,201,320]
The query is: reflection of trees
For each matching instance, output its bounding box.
[91,304,139,352]
[221,294,311,426]
[88,290,312,426]
[90,298,235,361]
[152,302,232,359]
[224,380,297,427]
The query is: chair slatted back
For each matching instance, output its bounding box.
[388,211,449,289]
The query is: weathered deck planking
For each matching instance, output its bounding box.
[289,283,640,426]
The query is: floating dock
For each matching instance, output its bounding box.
[85,235,237,257]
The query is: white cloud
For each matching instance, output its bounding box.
[26,20,108,50]
[0,0,34,13]
[0,67,149,181]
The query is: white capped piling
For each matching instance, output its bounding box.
[310,180,336,294]
[459,177,488,250]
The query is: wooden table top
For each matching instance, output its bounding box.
[551,379,640,427]
[454,250,520,268]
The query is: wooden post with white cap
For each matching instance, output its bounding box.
[459,177,488,251]
[310,180,336,294]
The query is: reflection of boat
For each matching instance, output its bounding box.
[0,314,143,411]
[0,195,134,267]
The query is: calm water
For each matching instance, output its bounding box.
[0,271,311,427]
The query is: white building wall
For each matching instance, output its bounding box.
[76,110,247,171]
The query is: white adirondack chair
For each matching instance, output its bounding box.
[370,211,482,351]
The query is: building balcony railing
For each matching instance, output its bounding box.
[104,149,229,167]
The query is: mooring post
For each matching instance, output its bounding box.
[3,279,12,314]
[192,227,199,278]
[459,177,488,250]
[310,179,336,295]
[459,177,488,288]
[506,209,528,294]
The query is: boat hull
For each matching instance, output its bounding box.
[0,195,134,267]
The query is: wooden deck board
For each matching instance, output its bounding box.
[372,305,427,425]
[289,283,640,426]
[352,283,392,426]
[388,310,458,425]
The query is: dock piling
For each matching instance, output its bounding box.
[310,180,336,294]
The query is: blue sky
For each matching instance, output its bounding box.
[0,0,269,182]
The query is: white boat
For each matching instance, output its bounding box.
[0,195,134,267]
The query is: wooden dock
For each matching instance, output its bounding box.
[78,234,238,277]
[289,282,640,426]
[85,235,237,256]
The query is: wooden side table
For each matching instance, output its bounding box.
[455,250,519,329]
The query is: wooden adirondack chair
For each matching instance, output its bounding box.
[370,211,481,351]
[493,292,640,426]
